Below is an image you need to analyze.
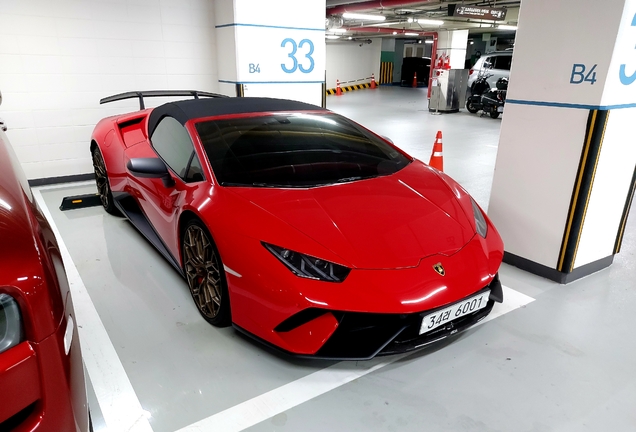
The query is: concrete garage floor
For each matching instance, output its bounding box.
[35,87,636,432]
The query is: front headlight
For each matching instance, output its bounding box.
[263,243,351,282]
[0,294,23,354]
[471,198,488,238]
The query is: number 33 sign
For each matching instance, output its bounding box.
[235,26,324,82]
[619,13,636,85]
[280,38,315,74]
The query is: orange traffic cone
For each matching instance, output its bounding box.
[371,73,376,89]
[336,79,342,96]
[412,72,418,88]
[428,131,443,171]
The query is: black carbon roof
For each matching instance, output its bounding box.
[147,97,325,137]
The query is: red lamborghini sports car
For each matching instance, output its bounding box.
[91,91,504,360]
[0,114,89,428]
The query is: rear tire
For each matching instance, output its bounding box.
[181,219,231,327]
[91,146,120,215]
[489,111,500,119]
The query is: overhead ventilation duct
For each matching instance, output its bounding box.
[326,16,345,30]
[343,26,434,36]
[328,0,433,16]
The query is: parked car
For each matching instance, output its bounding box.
[0,92,6,132]
[400,57,431,86]
[467,51,512,95]
[0,93,89,431]
[91,91,504,360]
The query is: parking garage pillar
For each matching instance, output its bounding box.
[435,30,468,69]
[213,0,326,106]
[488,0,636,283]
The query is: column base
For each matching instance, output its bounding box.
[503,252,614,284]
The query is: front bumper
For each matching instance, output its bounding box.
[236,275,503,360]
[0,319,82,431]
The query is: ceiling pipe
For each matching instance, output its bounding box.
[326,0,374,6]
[343,26,435,35]
[328,0,434,16]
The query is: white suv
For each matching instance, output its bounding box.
[467,51,512,94]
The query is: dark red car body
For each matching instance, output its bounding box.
[91,94,504,359]
[0,131,89,430]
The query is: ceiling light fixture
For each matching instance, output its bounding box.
[498,25,518,30]
[392,31,398,35]
[326,35,340,39]
[425,40,434,44]
[404,32,419,36]
[329,28,348,33]
[342,12,386,21]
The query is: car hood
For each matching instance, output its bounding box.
[229,162,476,269]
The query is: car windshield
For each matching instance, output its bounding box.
[195,112,411,187]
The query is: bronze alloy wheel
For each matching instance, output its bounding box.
[183,221,230,326]
[91,147,119,215]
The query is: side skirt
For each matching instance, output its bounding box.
[112,193,184,277]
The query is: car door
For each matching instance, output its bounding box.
[125,116,206,260]
[468,56,486,92]
[492,55,512,87]
[482,56,499,88]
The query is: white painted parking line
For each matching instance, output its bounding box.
[33,188,153,432]
[32,180,95,190]
[176,285,534,432]
[478,286,535,325]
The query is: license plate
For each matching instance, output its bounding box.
[419,291,490,335]
[497,106,504,112]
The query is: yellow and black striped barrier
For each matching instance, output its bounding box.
[326,82,372,96]
[379,62,393,84]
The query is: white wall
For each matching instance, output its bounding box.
[325,39,381,88]
[381,38,395,51]
[0,0,219,180]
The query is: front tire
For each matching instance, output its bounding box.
[466,100,479,114]
[92,146,120,215]
[182,220,231,327]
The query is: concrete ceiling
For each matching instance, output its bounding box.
[326,1,521,38]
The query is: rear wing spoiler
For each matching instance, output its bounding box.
[100,90,229,110]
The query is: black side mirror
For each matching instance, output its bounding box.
[127,158,175,187]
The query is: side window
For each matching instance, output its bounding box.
[185,155,204,182]
[151,116,204,183]
[483,57,494,69]
[494,55,512,71]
